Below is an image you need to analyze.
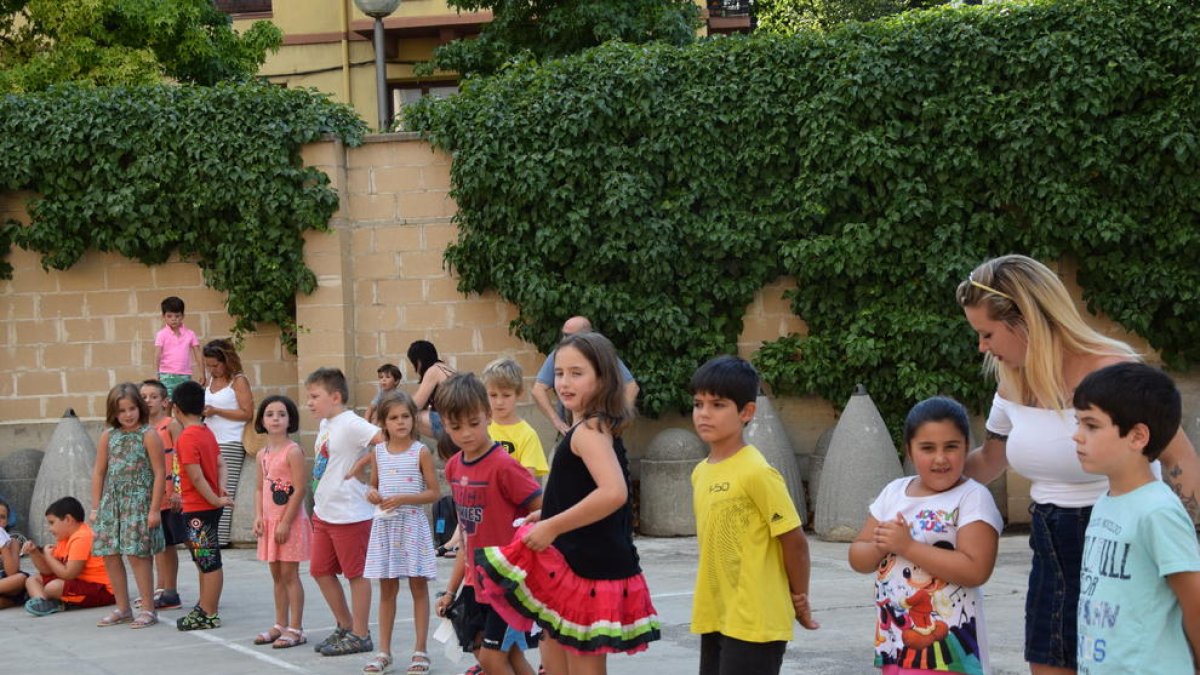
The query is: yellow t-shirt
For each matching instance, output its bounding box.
[690,444,803,643]
[489,419,549,477]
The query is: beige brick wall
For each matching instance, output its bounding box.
[8,134,1200,531]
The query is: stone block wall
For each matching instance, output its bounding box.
[6,134,1200,528]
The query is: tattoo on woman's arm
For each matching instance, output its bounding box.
[1165,465,1200,521]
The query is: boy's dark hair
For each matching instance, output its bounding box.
[173,380,206,416]
[903,397,971,451]
[140,379,169,401]
[689,355,759,410]
[1073,362,1181,460]
[45,496,85,523]
[161,296,185,314]
[407,340,440,379]
[255,395,301,434]
[377,363,403,380]
[305,367,349,405]
[434,373,490,423]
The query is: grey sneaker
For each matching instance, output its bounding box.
[319,630,373,656]
[314,626,348,653]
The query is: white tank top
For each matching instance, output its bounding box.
[205,376,247,444]
[986,393,1160,507]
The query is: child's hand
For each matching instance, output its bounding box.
[170,494,183,512]
[383,495,407,510]
[147,510,161,530]
[524,510,542,524]
[219,495,234,508]
[253,518,263,537]
[435,592,453,617]
[521,520,558,551]
[366,489,381,505]
[20,540,36,556]
[274,521,290,545]
[873,514,913,555]
[792,592,820,630]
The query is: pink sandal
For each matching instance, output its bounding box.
[97,608,133,627]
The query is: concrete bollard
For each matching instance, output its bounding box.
[0,447,45,537]
[745,395,807,522]
[29,409,97,545]
[815,386,902,542]
[806,425,835,508]
[230,452,258,546]
[639,428,707,536]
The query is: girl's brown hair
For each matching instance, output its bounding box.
[376,390,420,442]
[105,382,149,428]
[556,331,633,436]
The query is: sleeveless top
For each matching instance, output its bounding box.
[205,375,247,444]
[541,425,640,579]
[986,393,1160,507]
[423,363,454,412]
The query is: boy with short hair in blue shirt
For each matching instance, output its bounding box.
[1072,362,1200,673]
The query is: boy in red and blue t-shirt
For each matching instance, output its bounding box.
[433,373,542,675]
[172,380,232,631]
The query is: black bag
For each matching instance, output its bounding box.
[432,495,457,547]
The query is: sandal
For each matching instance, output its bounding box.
[97,608,133,627]
[406,651,430,675]
[363,651,393,673]
[130,611,158,629]
[273,627,307,649]
[255,624,284,645]
[176,605,221,631]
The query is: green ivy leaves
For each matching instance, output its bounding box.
[408,0,1200,432]
[0,82,366,351]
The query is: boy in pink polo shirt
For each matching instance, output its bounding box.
[155,296,202,398]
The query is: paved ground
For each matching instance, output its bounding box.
[0,534,1033,674]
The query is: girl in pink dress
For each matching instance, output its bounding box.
[252,395,312,649]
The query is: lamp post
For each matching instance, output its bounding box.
[354,0,402,131]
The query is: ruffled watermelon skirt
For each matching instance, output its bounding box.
[474,526,660,655]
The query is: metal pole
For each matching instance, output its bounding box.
[373,16,388,131]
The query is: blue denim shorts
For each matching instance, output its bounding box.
[1025,502,1092,669]
[429,410,444,438]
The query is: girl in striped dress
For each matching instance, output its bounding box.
[361,392,440,675]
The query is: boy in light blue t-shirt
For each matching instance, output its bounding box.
[1071,363,1200,674]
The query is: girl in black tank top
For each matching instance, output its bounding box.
[472,332,660,665]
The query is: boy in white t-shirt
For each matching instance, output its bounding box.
[305,367,383,657]
[1071,363,1200,674]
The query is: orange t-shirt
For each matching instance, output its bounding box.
[155,416,180,503]
[53,523,112,592]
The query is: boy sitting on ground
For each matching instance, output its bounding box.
[22,496,114,616]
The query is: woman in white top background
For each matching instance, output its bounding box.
[202,338,255,548]
[955,254,1199,675]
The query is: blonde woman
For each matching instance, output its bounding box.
[956,254,1199,675]
[202,339,255,548]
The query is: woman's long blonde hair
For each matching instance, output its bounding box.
[955,254,1137,409]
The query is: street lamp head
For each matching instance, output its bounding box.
[354,0,401,18]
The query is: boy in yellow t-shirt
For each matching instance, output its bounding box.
[689,356,819,675]
[482,357,549,479]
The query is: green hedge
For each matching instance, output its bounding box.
[412,0,1200,429]
[0,84,366,350]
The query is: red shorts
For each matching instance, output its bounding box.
[41,574,115,608]
[310,514,371,579]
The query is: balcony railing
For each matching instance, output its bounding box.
[708,0,753,18]
[213,0,273,14]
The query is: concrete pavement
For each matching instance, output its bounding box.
[0,534,1033,674]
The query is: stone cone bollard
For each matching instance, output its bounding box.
[30,409,97,545]
[745,395,807,520]
[806,425,835,508]
[640,428,707,536]
[815,386,902,542]
[0,447,45,537]
[230,451,259,546]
